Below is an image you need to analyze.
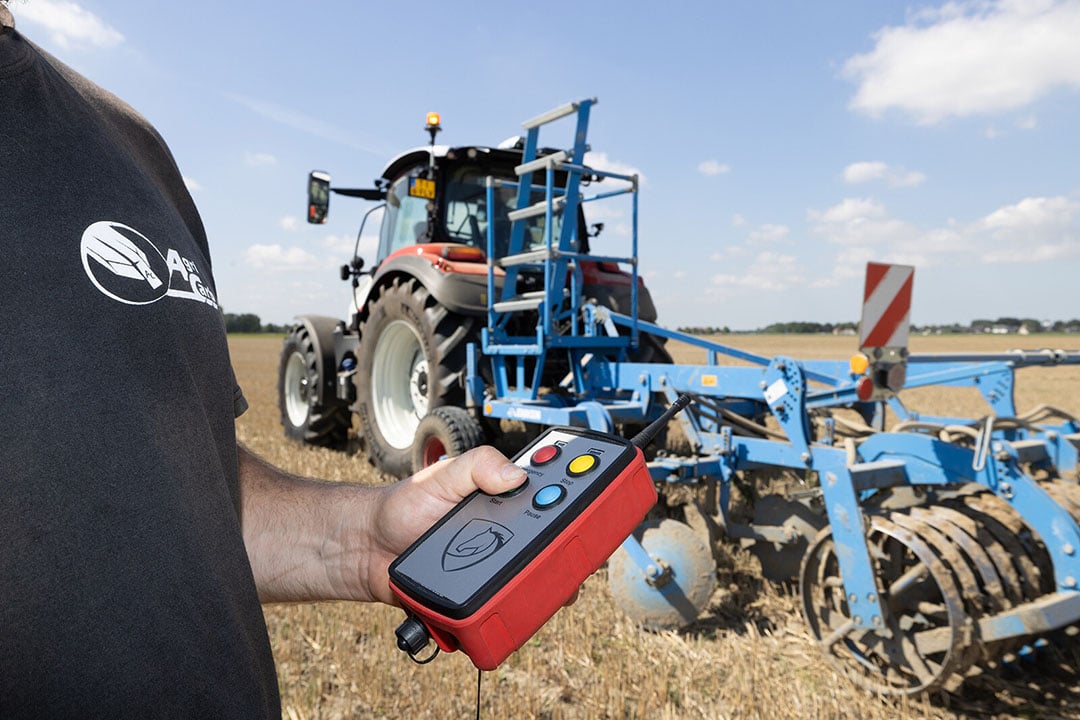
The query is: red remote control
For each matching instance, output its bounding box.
[389,425,658,670]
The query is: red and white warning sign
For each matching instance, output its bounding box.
[859,262,914,350]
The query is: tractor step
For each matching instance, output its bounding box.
[521,99,595,129]
[507,196,566,223]
[492,290,549,313]
[516,151,568,176]
[497,248,554,268]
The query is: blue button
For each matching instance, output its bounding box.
[532,484,567,510]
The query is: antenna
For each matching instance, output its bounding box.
[630,393,693,449]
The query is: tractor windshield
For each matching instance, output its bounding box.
[444,166,565,259]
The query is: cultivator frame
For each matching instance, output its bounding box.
[467,98,1080,694]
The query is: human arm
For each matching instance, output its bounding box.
[238,443,527,605]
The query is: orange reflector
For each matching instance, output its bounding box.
[856,376,875,402]
[849,353,870,375]
[426,112,441,128]
[442,245,486,262]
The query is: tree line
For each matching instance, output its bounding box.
[226,312,1080,336]
[223,313,288,334]
[678,318,1080,336]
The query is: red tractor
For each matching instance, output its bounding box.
[279,111,668,477]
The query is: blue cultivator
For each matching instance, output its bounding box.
[467,98,1080,695]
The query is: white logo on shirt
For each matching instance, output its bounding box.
[80,221,219,308]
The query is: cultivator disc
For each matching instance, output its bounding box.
[608,519,716,631]
[801,482,1080,696]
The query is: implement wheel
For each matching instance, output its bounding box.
[607,519,716,631]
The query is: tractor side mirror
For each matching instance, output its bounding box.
[308,170,331,224]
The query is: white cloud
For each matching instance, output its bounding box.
[731,213,747,227]
[810,197,888,225]
[701,191,1077,308]
[709,252,804,294]
[843,161,926,187]
[844,0,1080,124]
[15,0,123,50]
[843,161,888,184]
[245,244,319,271]
[245,152,278,168]
[805,192,1078,285]
[890,169,927,187]
[279,216,299,231]
[698,160,731,176]
[748,224,790,244]
[183,176,202,193]
[980,195,1079,232]
[321,233,379,260]
[807,197,933,273]
[977,196,1080,263]
[1017,114,1038,130]
[708,244,749,263]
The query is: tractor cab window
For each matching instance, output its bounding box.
[379,174,431,258]
[444,166,564,259]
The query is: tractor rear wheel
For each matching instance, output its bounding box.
[411,406,486,474]
[628,332,673,364]
[356,277,477,477]
[278,324,350,448]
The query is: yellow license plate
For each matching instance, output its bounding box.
[409,177,436,199]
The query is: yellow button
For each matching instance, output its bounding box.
[567,454,598,476]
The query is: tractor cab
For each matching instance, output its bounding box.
[374,141,578,264]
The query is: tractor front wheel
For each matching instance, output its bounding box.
[411,406,486,474]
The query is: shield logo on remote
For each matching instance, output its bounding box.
[442,519,515,572]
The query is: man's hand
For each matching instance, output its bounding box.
[362,446,527,605]
[239,444,526,605]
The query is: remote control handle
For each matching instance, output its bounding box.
[630,393,693,449]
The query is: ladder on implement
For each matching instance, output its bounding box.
[481,98,642,402]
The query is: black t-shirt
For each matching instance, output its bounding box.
[0,12,280,718]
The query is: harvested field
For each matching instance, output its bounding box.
[230,333,1080,720]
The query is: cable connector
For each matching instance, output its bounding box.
[395,616,440,664]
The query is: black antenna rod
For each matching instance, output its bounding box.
[630,393,693,449]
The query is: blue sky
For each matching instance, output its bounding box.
[11,0,1080,330]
